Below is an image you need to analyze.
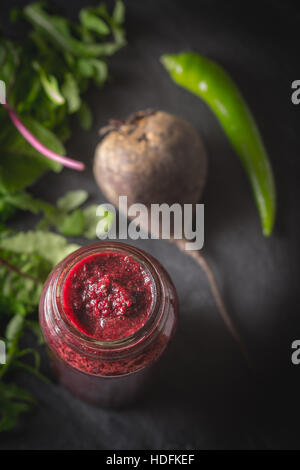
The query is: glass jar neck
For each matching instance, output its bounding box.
[44,242,170,360]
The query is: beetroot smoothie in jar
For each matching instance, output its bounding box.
[39,242,178,407]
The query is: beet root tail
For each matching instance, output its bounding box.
[172,238,254,372]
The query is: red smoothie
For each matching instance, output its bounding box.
[63,253,153,341]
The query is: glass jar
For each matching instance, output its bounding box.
[39,241,178,407]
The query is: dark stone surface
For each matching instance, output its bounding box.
[1,0,300,450]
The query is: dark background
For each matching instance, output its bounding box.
[1,0,300,450]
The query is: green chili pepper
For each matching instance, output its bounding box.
[161,52,276,236]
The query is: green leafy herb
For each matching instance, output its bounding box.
[61,73,81,113]
[79,9,110,36]
[0,195,115,431]
[0,249,50,315]
[0,0,125,197]
[0,231,80,266]
[57,189,88,212]
[0,116,64,194]
[77,101,92,130]
[0,0,124,432]
[0,382,36,432]
[0,232,79,431]
[58,209,85,236]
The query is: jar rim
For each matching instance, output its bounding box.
[50,241,166,353]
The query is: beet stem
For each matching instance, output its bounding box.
[2,103,85,171]
[173,239,254,371]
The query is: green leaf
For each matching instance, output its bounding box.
[5,315,24,341]
[16,348,40,370]
[79,9,110,35]
[0,39,20,87]
[0,382,35,432]
[77,101,92,130]
[113,0,125,24]
[26,321,44,345]
[61,73,81,114]
[1,191,54,216]
[0,231,80,266]
[24,3,125,58]
[13,361,50,384]
[90,59,108,85]
[57,189,88,212]
[0,249,50,315]
[33,62,65,106]
[0,197,16,222]
[0,116,64,193]
[22,117,65,159]
[0,152,50,194]
[58,209,85,236]
[16,76,42,114]
[77,58,94,78]
[0,382,36,403]
[38,190,97,237]
[10,8,21,23]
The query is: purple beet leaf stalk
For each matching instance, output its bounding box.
[2,103,85,171]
